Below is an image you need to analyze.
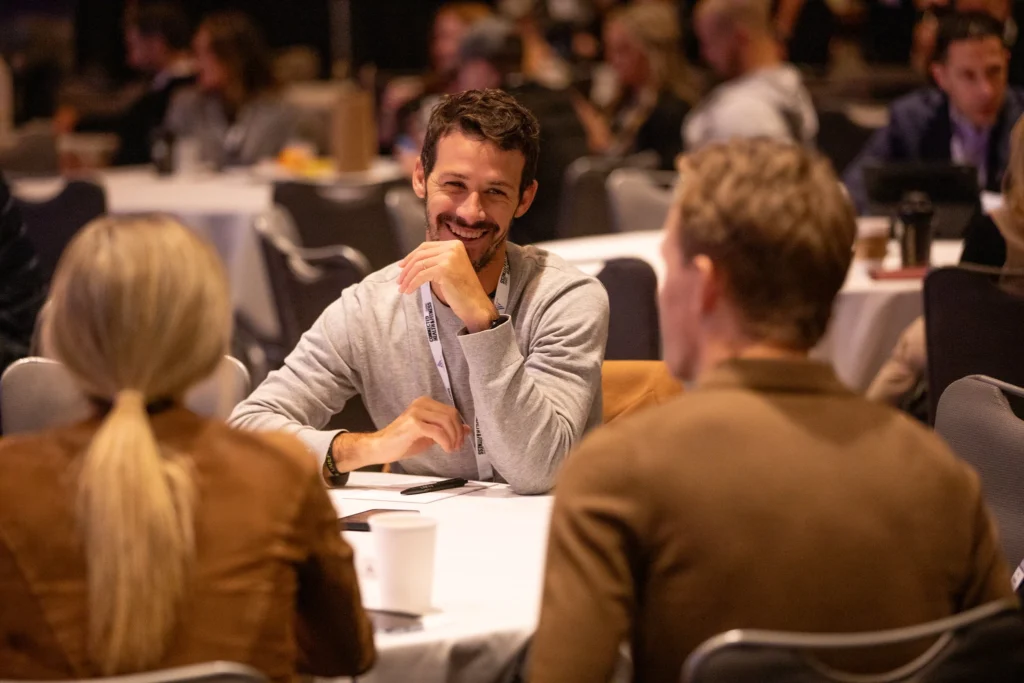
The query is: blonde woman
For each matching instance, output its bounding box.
[0,216,374,681]
[575,3,698,169]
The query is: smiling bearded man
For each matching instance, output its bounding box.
[229,89,610,495]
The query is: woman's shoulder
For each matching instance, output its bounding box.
[200,418,319,476]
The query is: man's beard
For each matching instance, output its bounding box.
[425,209,511,273]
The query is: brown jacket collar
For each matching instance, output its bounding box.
[697,357,852,396]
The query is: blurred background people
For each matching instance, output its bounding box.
[456,17,589,243]
[684,0,818,150]
[844,12,1024,212]
[164,11,306,167]
[575,2,698,170]
[0,214,375,680]
[912,0,1024,85]
[56,2,195,166]
[379,2,494,152]
[867,115,1024,414]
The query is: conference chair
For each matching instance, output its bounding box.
[602,361,682,423]
[683,599,1024,683]
[0,356,251,435]
[241,210,376,434]
[246,210,370,367]
[596,258,661,361]
[605,168,675,234]
[935,375,1024,568]
[0,661,268,683]
[15,178,106,279]
[923,266,1024,422]
[556,152,659,240]
[384,185,426,256]
[272,180,404,270]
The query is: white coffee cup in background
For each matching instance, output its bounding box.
[855,216,891,265]
[173,136,203,175]
[369,512,437,614]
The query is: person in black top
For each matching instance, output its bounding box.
[576,3,698,171]
[0,174,47,380]
[57,2,195,166]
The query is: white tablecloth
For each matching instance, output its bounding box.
[13,162,404,339]
[537,230,964,391]
[328,472,556,683]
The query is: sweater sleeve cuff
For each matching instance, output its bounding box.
[457,314,521,373]
[298,427,345,469]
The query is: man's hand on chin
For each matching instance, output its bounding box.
[397,240,499,332]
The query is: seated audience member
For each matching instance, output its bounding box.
[456,17,590,244]
[913,0,1024,86]
[0,174,46,378]
[529,139,1012,683]
[683,0,818,150]
[867,116,1024,410]
[575,3,697,170]
[380,2,494,151]
[0,216,374,680]
[230,90,609,495]
[57,2,196,166]
[844,12,1024,213]
[164,12,307,167]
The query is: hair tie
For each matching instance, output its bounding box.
[90,392,177,417]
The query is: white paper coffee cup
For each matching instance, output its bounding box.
[369,512,437,614]
[855,216,891,262]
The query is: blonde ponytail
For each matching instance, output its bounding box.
[45,215,230,676]
[78,389,196,675]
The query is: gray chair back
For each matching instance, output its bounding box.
[0,661,268,683]
[605,168,675,233]
[935,375,1024,566]
[384,185,425,256]
[0,356,250,435]
[556,152,659,240]
[683,599,1024,683]
[596,258,661,360]
[252,211,370,351]
[923,266,1024,422]
[272,180,403,270]
[15,178,106,279]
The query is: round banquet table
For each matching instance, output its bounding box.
[12,162,404,340]
[536,230,964,392]
[326,472,630,683]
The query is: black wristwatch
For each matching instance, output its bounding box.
[323,434,350,488]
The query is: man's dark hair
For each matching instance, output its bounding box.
[933,11,1007,64]
[128,2,193,51]
[458,17,524,80]
[420,89,540,198]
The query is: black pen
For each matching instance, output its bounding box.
[400,477,468,495]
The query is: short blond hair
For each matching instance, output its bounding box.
[674,139,856,350]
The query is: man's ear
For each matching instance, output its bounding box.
[693,254,721,316]
[514,180,539,218]
[413,158,427,199]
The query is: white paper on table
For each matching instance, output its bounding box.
[337,480,496,504]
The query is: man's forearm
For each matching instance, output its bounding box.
[330,431,383,472]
